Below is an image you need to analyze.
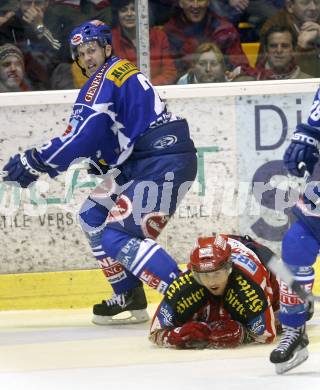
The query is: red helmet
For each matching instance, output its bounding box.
[189,235,232,273]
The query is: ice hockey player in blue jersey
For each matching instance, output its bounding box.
[2,20,197,325]
[269,87,320,374]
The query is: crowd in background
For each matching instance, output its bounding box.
[0,0,319,92]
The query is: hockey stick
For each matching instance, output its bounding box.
[264,254,320,302]
[263,162,320,303]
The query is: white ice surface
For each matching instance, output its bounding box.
[0,304,319,390]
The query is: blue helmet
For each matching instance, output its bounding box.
[69,20,112,60]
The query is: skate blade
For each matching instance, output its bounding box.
[275,347,309,375]
[92,309,150,325]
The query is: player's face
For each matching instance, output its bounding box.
[287,0,320,23]
[266,31,294,71]
[77,41,111,76]
[0,55,24,89]
[195,268,230,296]
[194,50,225,83]
[179,0,209,23]
[118,2,136,30]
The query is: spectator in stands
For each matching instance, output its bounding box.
[177,42,254,84]
[210,1,284,40]
[111,0,177,85]
[149,0,176,26]
[259,0,320,77]
[256,24,312,79]
[0,1,17,24]
[50,1,112,26]
[0,43,31,92]
[163,0,253,80]
[0,0,64,90]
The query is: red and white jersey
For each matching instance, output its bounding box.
[150,235,280,347]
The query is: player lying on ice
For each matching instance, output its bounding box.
[149,234,281,349]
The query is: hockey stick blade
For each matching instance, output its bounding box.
[265,255,320,302]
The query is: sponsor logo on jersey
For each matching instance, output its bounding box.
[106,59,140,87]
[232,253,258,275]
[116,237,141,269]
[165,273,195,300]
[159,303,174,326]
[247,315,265,335]
[279,280,306,305]
[106,194,132,223]
[98,257,127,283]
[85,63,109,103]
[141,212,170,239]
[224,272,266,320]
[175,287,206,315]
[140,269,161,289]
[71,106,84,121]
[61,118,79,141]
[152,135,177,149]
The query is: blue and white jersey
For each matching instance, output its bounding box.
[292,87,320,240]
[307,87,320,130]
[37,56,172,173]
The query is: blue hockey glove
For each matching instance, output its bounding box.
[284,124,320,177]
[2,148,58,188]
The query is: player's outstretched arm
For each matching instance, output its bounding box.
[2,148,59,188]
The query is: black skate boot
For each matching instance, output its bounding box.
[270,325,309,374]
[92,285,149,325]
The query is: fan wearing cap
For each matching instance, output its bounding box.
[0,43,31,92]
[149,234,280,349]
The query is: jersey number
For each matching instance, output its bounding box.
[310,99,320,122]
[137,74,163,115]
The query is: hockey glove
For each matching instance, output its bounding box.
[167,321,211,349]
[2,148,58,188]
[87,159,109,176]
[284,124,320,177]
[208,319,245,349]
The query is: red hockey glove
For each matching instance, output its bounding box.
[168,321,211,348]
[208,319,245,349]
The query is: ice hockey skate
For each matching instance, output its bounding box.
[92,285,150,325]
[270,325,309,374]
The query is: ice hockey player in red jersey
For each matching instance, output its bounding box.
[149,234,280,349]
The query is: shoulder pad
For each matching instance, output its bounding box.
[164,271,209,323]
[223,268,268,322]
[106,59,140,87]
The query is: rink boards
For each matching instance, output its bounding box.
[1,80,320,310]
[0,262,320,310]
